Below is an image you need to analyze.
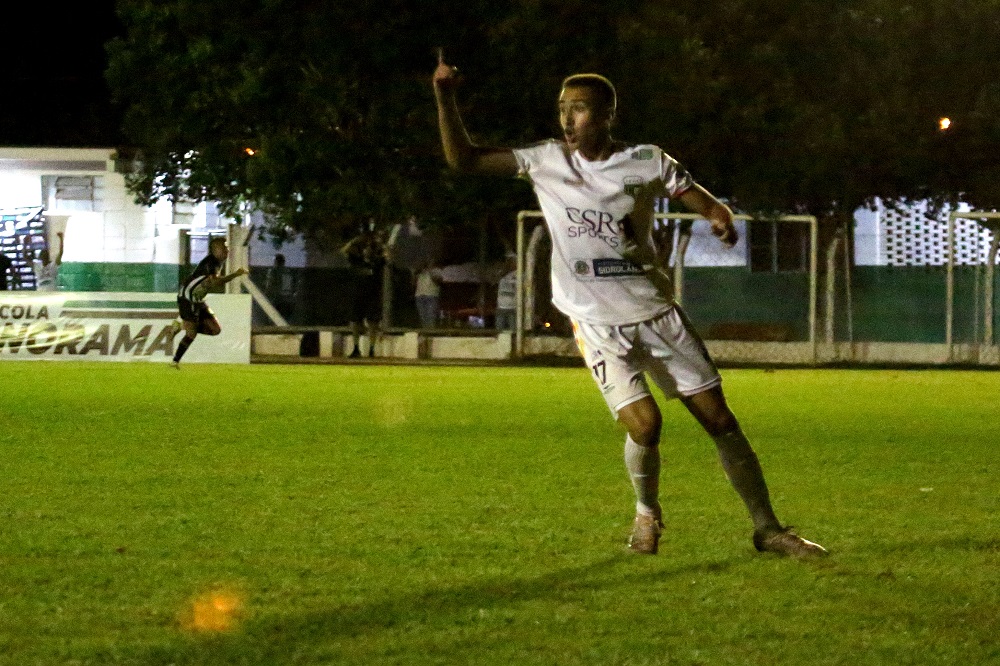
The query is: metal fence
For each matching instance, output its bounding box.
[514,209,1000,367]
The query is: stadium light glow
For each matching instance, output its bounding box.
[938,117,952,131]
[244,148,256,156]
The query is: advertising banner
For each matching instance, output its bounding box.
[0,292,251,364]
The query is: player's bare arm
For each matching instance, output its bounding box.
[202,268,248,290]
[220,267,248,283]
[54,232,65,265]
[433,50,518,176]
[678,185,738,247]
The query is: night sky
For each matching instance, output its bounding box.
[0,2,124,147]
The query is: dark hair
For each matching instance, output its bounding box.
[561,73,617,114]
[209,237,227,250]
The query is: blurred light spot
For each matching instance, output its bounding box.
[181,589,244,633]
[938,117,952,131]
[244,148,256,156]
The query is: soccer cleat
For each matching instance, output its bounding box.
[628,513,664,555]
[753,526,828,559]
[169,361,181,370]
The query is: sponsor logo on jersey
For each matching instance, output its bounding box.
[564,207,625,249]
[574,260,590,276]
[631,148,654,160]
[592,258,644,277]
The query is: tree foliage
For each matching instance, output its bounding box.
[107,0,1000,243]
[108,0,527,239]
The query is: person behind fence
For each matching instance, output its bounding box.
[264,253,296,320]
[433,53,827,558]
[0,250,18,290]
[170,237,248,368]
[341,224,389,358]
[494,253,518,331]
[20,232,63,291]
[414,259,444,328]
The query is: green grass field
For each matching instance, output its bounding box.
[1,361,997,665]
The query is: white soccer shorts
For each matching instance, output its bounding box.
[571,306,722,417]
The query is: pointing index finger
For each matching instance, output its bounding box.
[436,47,444,65]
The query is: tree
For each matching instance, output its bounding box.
[615,0,1000,220]
[107,0,535,242]
[108,0,1000,247]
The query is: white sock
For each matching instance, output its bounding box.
[624,434,661,519]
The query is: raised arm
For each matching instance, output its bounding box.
[677,184,738,247]
[433,49,518,176]
[202,267,247,290]
[54,232,64,265]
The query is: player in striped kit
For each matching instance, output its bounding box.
[171,237,247,368]
[433,54,826,558]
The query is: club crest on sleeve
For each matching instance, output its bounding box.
[623,176,644,197]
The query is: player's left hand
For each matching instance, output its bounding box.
[433,47,461,92]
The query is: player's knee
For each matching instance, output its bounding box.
[703,412,739,438]
[623,408,662,448]
[690,398,738,437]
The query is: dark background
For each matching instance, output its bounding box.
[0,2,123,147]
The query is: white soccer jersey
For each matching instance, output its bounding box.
[513,139,694,325]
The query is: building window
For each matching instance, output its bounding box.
[42,175,104,212]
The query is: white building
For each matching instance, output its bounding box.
[0,146,309,291]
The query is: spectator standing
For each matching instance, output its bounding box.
[341,224,389,358]
[414,260,444,328]
[0,251,18,290]
[21,232,63,291]
[264,253,296,320]
[495,254,518,331]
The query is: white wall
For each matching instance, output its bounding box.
[0,147,237,266]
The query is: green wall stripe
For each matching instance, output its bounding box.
[58,262,179,293]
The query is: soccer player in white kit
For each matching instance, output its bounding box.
[433,53,826,558]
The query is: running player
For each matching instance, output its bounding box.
[433,54,826,558]
[171,237,247,368]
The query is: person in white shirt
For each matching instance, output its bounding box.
[494,254,517,331]
[433,52,826,559]
[23,232,63,291]
[414,260,444,328]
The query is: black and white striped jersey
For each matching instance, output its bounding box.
[178,254,222,303]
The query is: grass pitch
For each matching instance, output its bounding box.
[0,362,997,665]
